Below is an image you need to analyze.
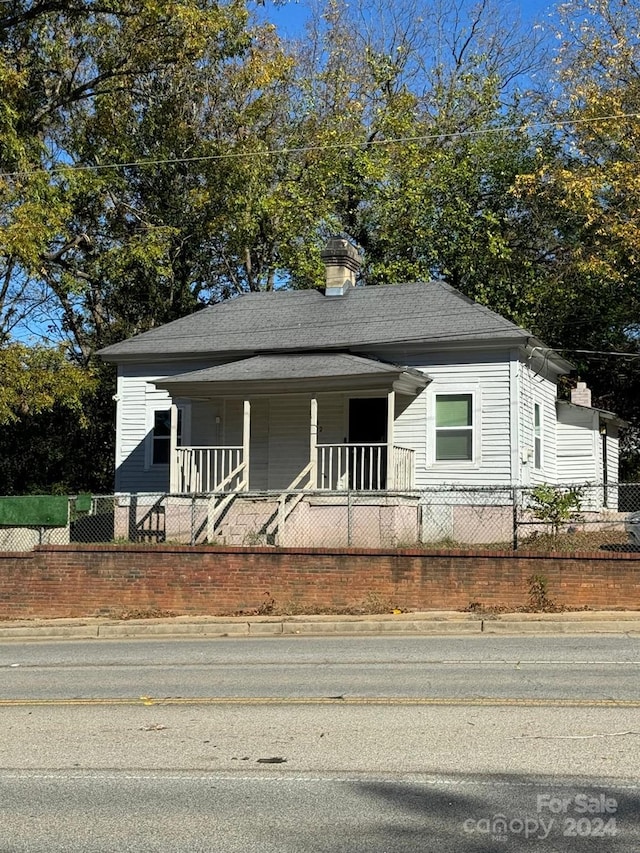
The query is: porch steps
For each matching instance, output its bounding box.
[206,492,239,543]
[262,491,306,544]
[207,495,280,546]
[206,492,306,546]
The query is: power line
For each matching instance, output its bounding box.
[2,112,640,180]
[558,348,640,360]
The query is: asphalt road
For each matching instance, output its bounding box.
[1,635,639,851]
[3,635,640,701]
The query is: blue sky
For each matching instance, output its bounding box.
[264,0,561,38]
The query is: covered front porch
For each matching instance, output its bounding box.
[156,353,429,495]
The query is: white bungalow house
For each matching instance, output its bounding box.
[98,238,624,545]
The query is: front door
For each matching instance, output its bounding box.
[348,398,387,489]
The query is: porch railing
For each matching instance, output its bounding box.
[317,444,414,490]
[175,444,414,493]
[175,446,246,493]
[393,445,415,490]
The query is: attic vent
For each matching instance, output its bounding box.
[320,236,362,296]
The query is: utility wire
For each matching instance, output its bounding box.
[558,348,640,360]
[2,111,640,179]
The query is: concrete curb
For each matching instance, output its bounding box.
[1,611,640,640]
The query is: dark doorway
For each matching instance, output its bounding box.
[348,398,388,489]
[348,398,387,443]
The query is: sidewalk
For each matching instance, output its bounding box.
[1,610,640,640]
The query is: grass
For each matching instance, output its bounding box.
[418,527,632,554]
[515,527,631,553]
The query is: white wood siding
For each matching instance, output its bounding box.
[604,423,620,511]
[518,360,558,486]
[117,354,518,494]
[556,404,598,484]
[393,352,514,487]
[220,394,346,490]
[248,398,269,490]
[267,395,313,489]
[556,405,623,510]
[394,390,427,478]
[222,398,243,445]
[116,361,208,493]
[317,394,346,446]
[605,423,620,485]
[190,400,222,446]
[116,351,582,495]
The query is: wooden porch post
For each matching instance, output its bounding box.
[386,390,395,490]
[169,403,179,493]
[243,400,251,491]
[310,397,318,489]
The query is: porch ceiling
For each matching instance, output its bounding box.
[155,353,430,398]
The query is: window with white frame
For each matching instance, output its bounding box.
[534,402,542,469]
[152,408,183,465]
[435,393,474,461]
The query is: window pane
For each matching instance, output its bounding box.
[153,410,171,437]
[152,409,183,465]
[436,395,472,427]
[534,404,541,468]
[153,439,170,465]
[436,430,472,461]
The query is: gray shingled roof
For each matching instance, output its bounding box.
[158,353,429,385]
[98,280,535,363]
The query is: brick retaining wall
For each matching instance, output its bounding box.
[1,545,639,619]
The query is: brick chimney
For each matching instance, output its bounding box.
[320,236,362,296]
[571,381,592,408]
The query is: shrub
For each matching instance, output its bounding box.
[528,484,583,536]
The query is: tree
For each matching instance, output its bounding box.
[0,0,281,493]
[0,0,277,354]
[295,0,552,329]
[0,343,94,425]
[0,362,113,495]
[513,0,640,466]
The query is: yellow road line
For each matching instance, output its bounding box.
[1,697,640,708]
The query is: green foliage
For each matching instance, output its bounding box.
[528,484,584,536]
[513,0,640,442]
[0,343,108,495]
[0,365,114,495]
[0,344,95,425]
[0,0,639,489]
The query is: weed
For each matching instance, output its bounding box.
[526,574,562,612]
[256,592,276,615]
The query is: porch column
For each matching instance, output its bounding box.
[169,403,179,493]
[310,397,318,489]
[242,400,251,491]
[386,390,395,490]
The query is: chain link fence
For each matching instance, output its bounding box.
[1,484,639,552]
